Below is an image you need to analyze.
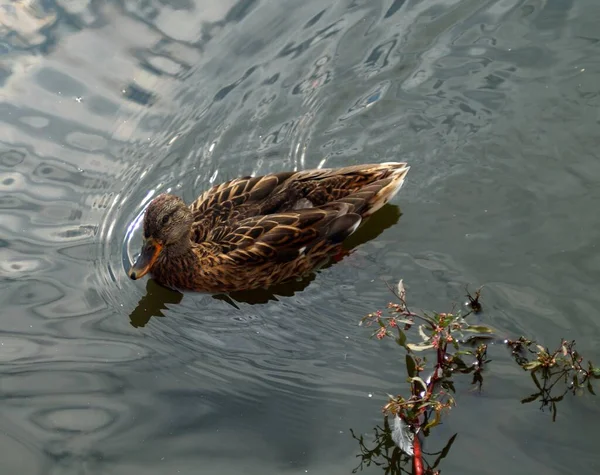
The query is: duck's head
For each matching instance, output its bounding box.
[128,194,193,280]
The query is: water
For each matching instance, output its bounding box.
[2,0,600,473]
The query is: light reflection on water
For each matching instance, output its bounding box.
[2,0,600,473]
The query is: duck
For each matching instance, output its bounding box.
[128,162,410,293]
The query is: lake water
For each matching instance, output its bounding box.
[2,0,600,473]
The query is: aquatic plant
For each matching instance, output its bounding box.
[351,282,599,475]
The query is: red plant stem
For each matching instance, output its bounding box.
[412,435,424,475]
[410,344,446,475]
[415,343,446,411]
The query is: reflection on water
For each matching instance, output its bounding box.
[2,0,600,473]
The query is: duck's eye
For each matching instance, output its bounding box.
[161,215,170,225]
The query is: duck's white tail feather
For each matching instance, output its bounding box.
[363,164,410,217]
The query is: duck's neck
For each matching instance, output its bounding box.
[152,236,198,290]
[162,234,193,259]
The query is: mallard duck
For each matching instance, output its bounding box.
[128,162,409,292]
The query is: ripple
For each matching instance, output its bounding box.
[3,370,124,397]
[0,254,53,276]
[18,116,50,128]
[0,336,43,363]
[0,149,26,167]
[338,80,391,121]
[65,131,108,152]
[33,407,116,433]
[1,0,600,473]
[0,335,151,365]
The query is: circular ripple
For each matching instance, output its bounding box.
[33,407,116,433]
[0,150,26,168]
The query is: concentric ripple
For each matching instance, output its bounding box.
[2,0,600,474]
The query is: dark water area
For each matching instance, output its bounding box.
[2,0,600,473]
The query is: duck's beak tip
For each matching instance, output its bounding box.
[128,238,162,281]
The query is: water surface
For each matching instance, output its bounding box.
[2,0,600,473]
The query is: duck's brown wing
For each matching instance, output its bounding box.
[190,163,408,217]
[190,162,409,243]
[189,172,296,217]
[189,172,296,243]
[207,204,361,265]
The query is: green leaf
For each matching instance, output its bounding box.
[406,355,417,378]
[423,408,442,431]
[396,329,407,349]
[464,325,494,334]
[523,360,542,371]
[407,343,434,352]
[409,376,428,392]
[591,367,600,379]
[587,379,596,395]
[441,380,456,393]
[451,357,468,370]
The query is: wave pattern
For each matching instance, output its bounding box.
[2,0,600,473]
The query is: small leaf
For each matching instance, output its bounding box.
[523,361,542,371]
[591,367,600,378]
[406,355,417,378]
[394,318,415,325]
[531,371,542,390]
[407,343,435,352]
[464,325,494,334]
[463,335,495,346]
[396,329,407,349]
[391,415,414,455]
[423,408,442,431]
[409,376,429,392]
[418,324,430,342]
[521,392,540,404]
[587,379,596,395]
[397,279,406,303]
[451,356,468,370]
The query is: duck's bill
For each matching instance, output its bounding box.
[128,238,162,280]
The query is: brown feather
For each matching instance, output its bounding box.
[130,162,410,292]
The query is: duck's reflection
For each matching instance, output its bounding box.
[129,280,183,328]
[128,204,402,326]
